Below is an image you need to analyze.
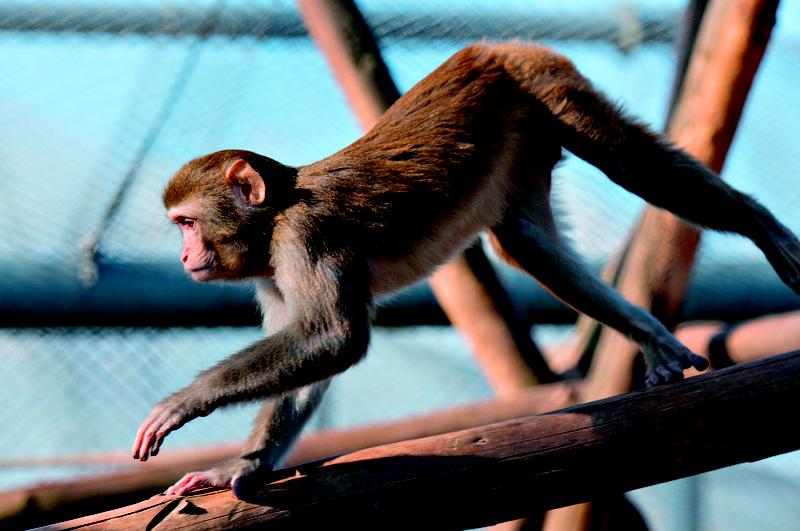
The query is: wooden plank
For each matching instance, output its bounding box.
[38,350,800,530]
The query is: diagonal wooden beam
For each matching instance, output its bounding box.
[550,1,780,528]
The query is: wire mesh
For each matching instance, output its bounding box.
[2,1,800,529]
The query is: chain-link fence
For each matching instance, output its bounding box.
[2,1,800,530]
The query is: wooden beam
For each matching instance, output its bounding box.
[1,382,577,529]
[38,350,800,530]
[296,0,398,130]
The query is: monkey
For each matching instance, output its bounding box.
[132,43,800,497]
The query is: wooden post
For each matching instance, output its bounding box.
[548,0,780,528]
[585,0,779,419]
[39,350,800,530]
[296,0,555,391]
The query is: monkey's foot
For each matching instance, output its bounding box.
[165,456,272,498]
[165,469,232,496]
[643,338,708,387]
[765,235,800,295]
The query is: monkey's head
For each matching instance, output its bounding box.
[163,150,297,282]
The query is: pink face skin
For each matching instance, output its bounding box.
[168,204,218,282]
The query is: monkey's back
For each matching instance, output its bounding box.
[296,45,563,293]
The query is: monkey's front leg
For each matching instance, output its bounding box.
[133,280,291,463]
[132,321,367,462]
[164,380,330,497]
[133,258,371,463]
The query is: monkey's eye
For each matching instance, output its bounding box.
[176,218,196,229]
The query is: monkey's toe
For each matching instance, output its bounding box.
[645,361,686,387]
[688,352,709,371]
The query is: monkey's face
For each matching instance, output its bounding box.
[167,199,273,282]
[164,151,291,282]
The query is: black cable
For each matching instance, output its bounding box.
[80,0,227,284]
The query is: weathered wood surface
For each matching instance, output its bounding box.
[1,383,576,529]
[38,350,800,530]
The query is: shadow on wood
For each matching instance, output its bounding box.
[38,350,800,530]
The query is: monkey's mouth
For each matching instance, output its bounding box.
[188,265,217,281]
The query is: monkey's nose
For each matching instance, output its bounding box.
[182,253,189,264]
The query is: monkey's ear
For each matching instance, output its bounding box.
[225,159,266,206]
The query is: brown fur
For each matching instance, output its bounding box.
[135,43,800,497]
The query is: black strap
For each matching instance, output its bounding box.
[708,325,738,369]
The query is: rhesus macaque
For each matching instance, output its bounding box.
[133,43,800,496]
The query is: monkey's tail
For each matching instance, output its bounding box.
[523,53,739,233]
[490,43,800,293]
[488,43,680,196]
[488,42,753,232]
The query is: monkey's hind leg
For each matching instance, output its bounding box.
[488,216,708,386]
[165,380,330,498]
[601,146,800,295]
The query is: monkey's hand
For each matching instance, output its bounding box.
[164,455,271,498]
[132,392,211,461]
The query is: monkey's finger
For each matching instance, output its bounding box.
[132,423,151,460]
[654,366,671,383]
[170,474,213,496]
[143,425,172,461]
[152,430,169,456]
[660,364,684,383]
[179,476,212,495]
[666,359,684,374]
[133,428,154,460]
[132,407,165,459]
[164,479,185,496]
[138,407,184,460]
[138,430,156,462]
[136,417,167,461]
[645,371,660,388]
[646,365,680,387]
[151,412,184,456]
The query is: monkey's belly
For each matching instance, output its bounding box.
[369,185,509,294]
[368,235,473,294]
